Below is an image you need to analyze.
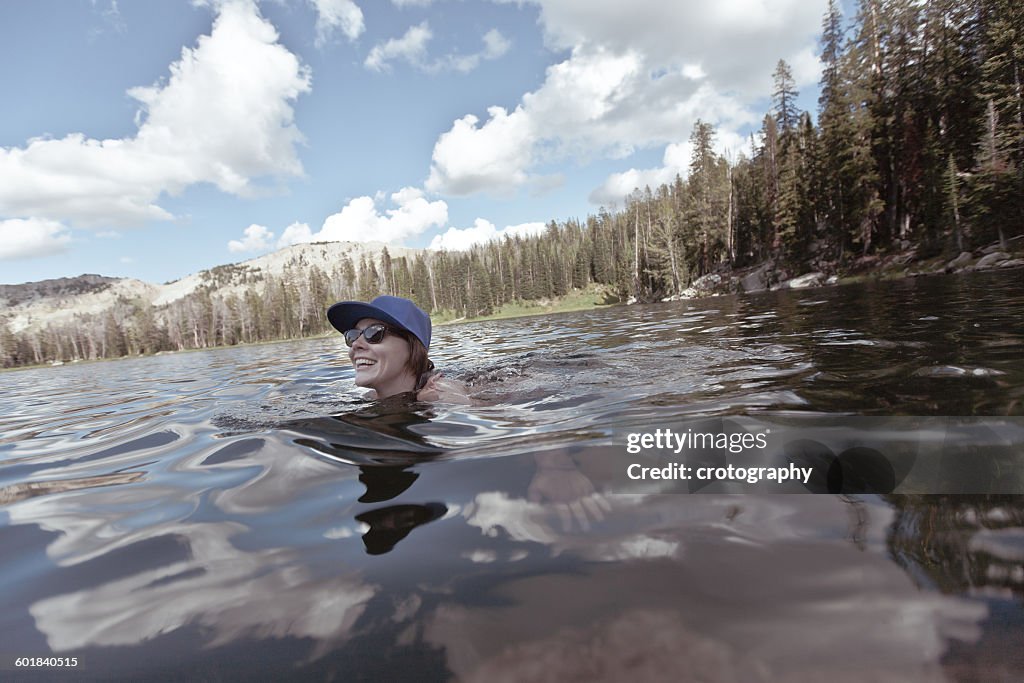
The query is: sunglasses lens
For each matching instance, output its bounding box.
[364,325,387,344]
[344,324,388,346]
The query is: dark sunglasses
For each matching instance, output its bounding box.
[344,323,395,347]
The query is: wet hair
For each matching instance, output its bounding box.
[391,327,435,390]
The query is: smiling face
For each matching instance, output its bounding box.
[348,318,417,398]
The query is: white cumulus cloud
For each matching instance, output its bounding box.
[365,21,432,72]
[277,221,314,248]
[524,0,823,96]
[228,188,448,253]
[228,224,275,253]
[482,29,511,59]
[0,219,72,261]
[0,0,311,244]
[448,29,511,73]
[366,23,510,74]
[589,166,680,208]
[315,187,448,244]
[427,0,824,199]
[429,219,546,251]
[309,0,364,46]
[425,105,535,196]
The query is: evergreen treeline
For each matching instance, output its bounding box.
[2,0,1020,368]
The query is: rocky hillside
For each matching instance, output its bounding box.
[2,241,422,333]
[0,274,122,307]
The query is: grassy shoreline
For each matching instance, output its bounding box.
[431,285,619,325]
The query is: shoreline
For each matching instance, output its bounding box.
[6,243,1022,373]
[670,237,1024,301]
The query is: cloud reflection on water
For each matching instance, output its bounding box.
[2,271,1023,676]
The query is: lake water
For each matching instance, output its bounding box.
[2,269,1023,680]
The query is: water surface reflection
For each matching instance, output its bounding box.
[1,269,1023,679]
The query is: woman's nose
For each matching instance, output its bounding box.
[350,333,369,351]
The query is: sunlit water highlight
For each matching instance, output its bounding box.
[2,269,1023,680]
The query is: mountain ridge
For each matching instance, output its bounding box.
[2,240,424,333]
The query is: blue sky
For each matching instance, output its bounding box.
[0,0,835,285]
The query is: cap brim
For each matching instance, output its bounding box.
[327,301,409,337]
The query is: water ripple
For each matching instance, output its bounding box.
[1,270,1023,676]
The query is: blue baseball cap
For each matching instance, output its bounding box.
[327,295,432,350]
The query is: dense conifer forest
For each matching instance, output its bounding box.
[2,0,1021,368]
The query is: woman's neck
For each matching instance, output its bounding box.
[373,372,417,399]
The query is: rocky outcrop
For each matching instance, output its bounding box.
[782,272,825,289]
[670,237,1023,303]
[974,252,1009,269]
[0,274,119,307]
[679,273,728,299]
[945,252,974,272]
[739,264,771,293]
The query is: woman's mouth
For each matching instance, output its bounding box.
[354,358,378,368]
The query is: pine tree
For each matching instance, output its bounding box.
[357,254,375,301]
[411,255,432,312]
[968,99,1019,248]
[817,0,854,258]
[977,0,1024,170]
[772,59,800,134]
[380,247,395,295]
[0,317,16,368]
[686,120,729,274]
[758,115,782,252]
[645,185,685,295]
[775,142,802,262]
[843,1,886,254]
[467,259,493,316]
[946,153,966,251]
[967,0,1024,247]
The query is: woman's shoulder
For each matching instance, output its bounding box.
[416,371,474,405]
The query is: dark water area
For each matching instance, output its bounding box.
[2,269,1023,681]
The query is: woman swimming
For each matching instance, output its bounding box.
[324,296,605,541]
[327,295,471,403]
